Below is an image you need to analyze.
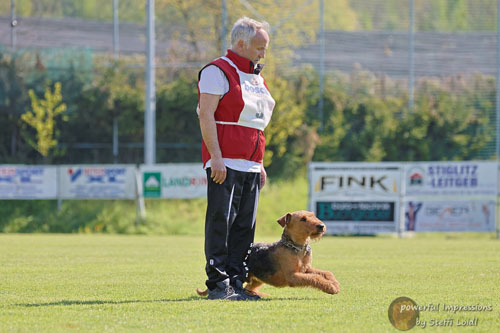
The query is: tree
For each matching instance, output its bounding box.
[0,54,29,160]
[21,82,67,160]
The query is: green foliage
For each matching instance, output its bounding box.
[0,56,28,118]
[156,74,202,162]
[2,55,496,172]
[0,177,308,237]
[52,62,145,163]
[392,87,492,161]
[0,56,29,161]
[21,82,67,159]
[300,68,494,163]
[264,75,309,177]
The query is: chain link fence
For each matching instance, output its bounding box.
[0,0,498,162]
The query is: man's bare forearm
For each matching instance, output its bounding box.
[199,111,222,160]
[199,93,226,183]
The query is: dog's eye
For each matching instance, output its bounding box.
[300,217,306,222]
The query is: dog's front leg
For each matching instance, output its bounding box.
[306,267,340,292]
[287,272,339,294]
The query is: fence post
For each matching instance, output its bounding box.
[497,0,500,239]
[10,0,16,51]
[113,117,119,163]
[318,0,325,132]
[57,166,63,211]
[496,0,500,160]
[221,0,227,55]
[145,0,156,164]
[497,196,499,239]
[113,0,119,60]
[398,164,406,238]
[408,0,415,112]
[135,166,146,226]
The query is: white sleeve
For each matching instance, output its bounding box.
[198,65,229,96]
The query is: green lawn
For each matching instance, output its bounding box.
[1,234,499,332]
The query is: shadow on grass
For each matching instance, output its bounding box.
[16,296,202,307]
[16,296,319,307]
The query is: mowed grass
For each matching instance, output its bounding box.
[1,234,499,332]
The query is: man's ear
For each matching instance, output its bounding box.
[277,213,292,228]
[236,39,248,51]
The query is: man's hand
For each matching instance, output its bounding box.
[260,164,267,188]
[210,156,227,184]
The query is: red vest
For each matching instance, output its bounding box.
[197,50,275,167]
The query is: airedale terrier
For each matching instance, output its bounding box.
[197,210,340,297]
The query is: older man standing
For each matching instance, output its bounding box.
[197,17,275,300]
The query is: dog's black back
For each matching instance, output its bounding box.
[247,242,280,281]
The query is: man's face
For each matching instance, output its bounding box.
[239,29,269,64]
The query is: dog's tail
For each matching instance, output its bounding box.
[196,288,208,296]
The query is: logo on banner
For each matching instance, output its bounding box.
[0,167,43,184]
[482,204,492,226]
[0,174,15,183]
[164,175,207,188]
[405,201,423,231]
[408,167,424,187]
[68,168,83,182]
[315,175,395,193]
[144,172,161,197]
[428,164,478,188]
[68,167,126,184]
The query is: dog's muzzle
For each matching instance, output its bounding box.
[311,224,326,237]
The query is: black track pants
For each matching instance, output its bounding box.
[204,167,260,290]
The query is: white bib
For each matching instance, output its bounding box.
[214,56,275,131]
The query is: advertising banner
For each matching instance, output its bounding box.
[404,161,498,197]
[314,200,398,234]
[404,199,496,232]
[309,163,402,234]
[59,165,136,199]
[309,162,401,199]
[141,164,207,198]
[0,165,57,199]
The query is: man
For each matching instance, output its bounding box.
[197,17,275,300]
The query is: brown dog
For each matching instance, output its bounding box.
[197,210,340,297]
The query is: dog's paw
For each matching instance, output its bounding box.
[325,281,340,294]
[324,271,336,281]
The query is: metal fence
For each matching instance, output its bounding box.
[0,0,499,161]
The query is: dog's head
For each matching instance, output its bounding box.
[277,210,326,243]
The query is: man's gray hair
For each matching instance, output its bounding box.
[231,16,270,48]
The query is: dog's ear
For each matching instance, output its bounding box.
[277,213,292,228]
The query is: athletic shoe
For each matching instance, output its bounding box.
[207,279,243,300]
[232,280,261,301]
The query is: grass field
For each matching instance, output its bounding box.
[1,234,499,332]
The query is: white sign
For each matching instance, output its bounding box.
[140,164,207,199]
[309,162,401,199]
[405,161,498,197]
[404,199,496,232]
[309,163,402,234]
[59,165,136,199]
[0,165,57,199]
